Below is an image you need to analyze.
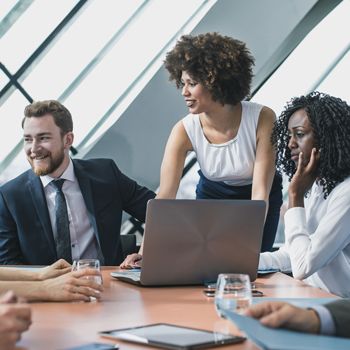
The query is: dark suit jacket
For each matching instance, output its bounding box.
[0,158,155,265]
[325,299,350,338]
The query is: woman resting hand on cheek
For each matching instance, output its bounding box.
[259,92,350,297]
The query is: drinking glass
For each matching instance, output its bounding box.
[76,259,102,301]
[214,273,252,318]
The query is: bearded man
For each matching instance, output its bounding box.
[0,100,155,265]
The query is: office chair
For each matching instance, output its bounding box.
[120,234,137,259]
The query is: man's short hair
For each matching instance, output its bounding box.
[22,100,73,134]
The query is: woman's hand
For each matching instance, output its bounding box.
[120,253,142,269]
[37,259,71,281]
[41,269,103,302]
[0,291,32,350]
[288,148,319,208]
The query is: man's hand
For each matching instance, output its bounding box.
[41,269,104,302]
[37,259,71,281]
[0,291,32,350]
[245,301,320,334]
[120,253,142,269]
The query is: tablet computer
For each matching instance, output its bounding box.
[99,323,245,350]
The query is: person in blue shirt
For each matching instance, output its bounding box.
[246,299,350,338]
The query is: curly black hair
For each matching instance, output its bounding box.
[164,32,255,105]
[272,91,350,198]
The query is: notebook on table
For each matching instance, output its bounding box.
[111,199,266,286]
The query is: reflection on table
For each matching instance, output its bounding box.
[17,268,334,350]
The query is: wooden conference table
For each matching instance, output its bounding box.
[16,268,334,350]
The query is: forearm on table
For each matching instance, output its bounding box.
[259,246,291,271]
[0,267,40,281]
[0,281,46,301]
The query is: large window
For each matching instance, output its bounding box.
[252,0,349,114]
[0,0,216,183]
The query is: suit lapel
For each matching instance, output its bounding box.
[27,171,57,258]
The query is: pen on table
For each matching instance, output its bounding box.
[71,260,77,271]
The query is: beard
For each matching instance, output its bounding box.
[28,149,65,176]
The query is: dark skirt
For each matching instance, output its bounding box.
[195,170,283,252]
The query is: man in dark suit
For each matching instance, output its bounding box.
[0,100,155,265]
[246,299,350,338]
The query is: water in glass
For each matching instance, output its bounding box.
[215,273,252,317]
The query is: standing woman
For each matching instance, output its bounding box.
[121,32,282,268]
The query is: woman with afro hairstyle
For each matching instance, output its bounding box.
[121,32,282,268]
[259,91,350,297]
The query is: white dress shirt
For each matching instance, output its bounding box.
[40,159,100,261]
[259,176,350,297]
[312,305,336,335]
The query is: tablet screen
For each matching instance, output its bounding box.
[100,323,245,349]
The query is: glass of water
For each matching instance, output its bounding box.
[76,259,103,301]
[215,273,252,318]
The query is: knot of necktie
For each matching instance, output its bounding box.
[51,179,65,192]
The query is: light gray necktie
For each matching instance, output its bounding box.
[51,179,72,263]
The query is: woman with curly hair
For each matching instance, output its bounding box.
[121,32,282,268]
[259,91,350,297]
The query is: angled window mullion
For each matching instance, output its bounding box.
[0,140,22,174]
[59,0,149,102]
[251,0,349,116]
[0,0,34,40]
[0,68,9,91]
[0,0,87,101]
[75,0,215,152]
[1,0,141,176]
[0,0,87,176]
[0,90,28,163]
[0,62,33,104]
[21,0,145,101]
[317,50,350,102]
[0,0,216,181]
[309,44,350,92]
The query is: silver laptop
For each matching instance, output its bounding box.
[111,199,266,286]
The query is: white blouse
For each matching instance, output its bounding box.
[182,101,262,186]
[259,176,350,297]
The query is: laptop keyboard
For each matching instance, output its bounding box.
[111,270,141,281]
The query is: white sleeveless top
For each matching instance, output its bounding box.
[182,101,263,186]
